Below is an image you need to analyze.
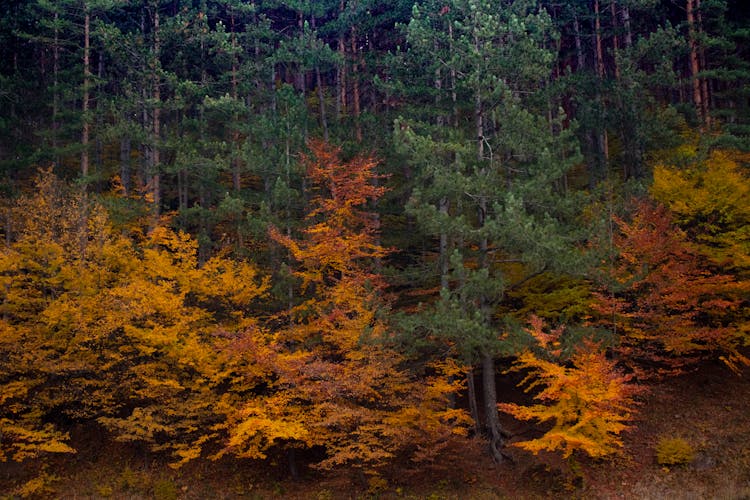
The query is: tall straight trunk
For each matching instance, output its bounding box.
[52,10,60,167]
[573,13,585,71]
[139,9,148,193]
[315,67,329,142]
[696,0,710,127]
[610,0,620,80]
[231,10,241,192]
[466,368,481,435]
[434,40,444,127]
[594,0,605,79]
[686,0,704,127]
[472,22,505,461]
[481,351,506,463]
[81,8,90,182]
[336,0,346,120]
[448,22,458,127]
[295,11,305,93]
[120,137,131,195]
[151,3,161,223]
[594,0,609,169]
[312,15,329,142]
[475,90,484,161]
[336,36,346,119]
[351,27,362,142]
[95,51,104,176]
[573,12,584,71]
[622,4,632,48]
[439,197,450,291]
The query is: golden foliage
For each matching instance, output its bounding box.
[226,140,469,473]
[499,317,639,459]
[0,170,269,467]
[652,149,750,272]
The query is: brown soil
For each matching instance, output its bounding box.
[3,360,749,499]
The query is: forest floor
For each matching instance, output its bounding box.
[3,360,750,499]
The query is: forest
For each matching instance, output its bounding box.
[1,0,749,497]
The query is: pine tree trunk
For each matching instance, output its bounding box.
[466,368,481,435]
[611,0,620,80]
[594,0,609,175]
[81,8,90,183]
[231,10,241,192]
[594,0,605,80]
[687,0,704,127]
[622,4,632,48]
[151,2,161,224]
[336,0,346,121]
[448,22,458,127]
[351,27,362,142]
[120,137,131,196]
[336,36,346,119]
[481,351,506,463]
[52,10,60,168]
[573,12,584,71]
[312,16,329,142]
[696,0,711,127]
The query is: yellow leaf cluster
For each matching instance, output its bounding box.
[499,319,638,459]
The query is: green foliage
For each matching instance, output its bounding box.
[656,437,695,466]
[153,478,179,500]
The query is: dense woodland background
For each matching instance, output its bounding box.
[1,0,749,496]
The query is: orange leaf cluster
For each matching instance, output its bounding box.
[499,317,639,459]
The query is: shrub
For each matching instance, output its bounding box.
[656,437,695,466]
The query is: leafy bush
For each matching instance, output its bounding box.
[656,437,695,465]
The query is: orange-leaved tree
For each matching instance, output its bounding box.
[592,199,747,374]
[0,170,270,468]
[499,316,640,459]
[224,140,470,474]
[96,225,269,467]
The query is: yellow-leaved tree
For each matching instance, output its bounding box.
[651,148,750,274]
[223,140,470,475]
[499,317,640,459]
[0,170,269,468]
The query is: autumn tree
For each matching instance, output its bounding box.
[499,316,640,459]
[651,148,750,276]
[592,199,748,375]
[0,170,269,468]
[224,140,469,475]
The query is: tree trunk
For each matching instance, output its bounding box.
[696,0,710,127]
[481,351,506,463]
[448,22,458,127]
[610,0,620,80]
[231,10,241,192]
[120,137,131,196]
[466,368,482,436]
[151,2,161,224]
[573,12,584,71]
[622,3,632,48]
[81,8,90,183]
[336,0,346,120]
[52,10,60,168]
[594,0,605,79]
[687,0,704,127]
[351,27,362,142]
[312,16,329,142]
[594,0,609,173]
